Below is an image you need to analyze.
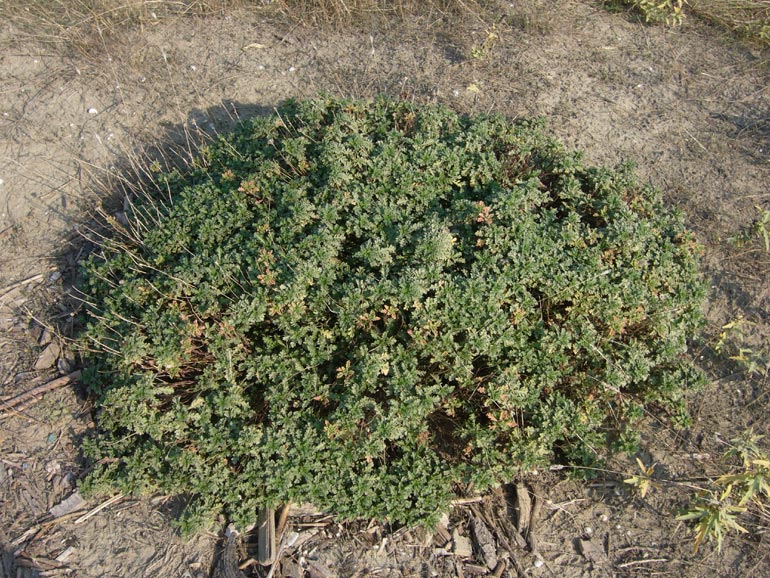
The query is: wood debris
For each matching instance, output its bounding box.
[452,528,473,558]
[304,558,333,578]
[462,562,488,575]
[512,481,531,538]
[33,342,61,371]
[49,492,86,518]
[54,547,75,563]
[0,371,81,417]
[526,483,543,554]
[470,516,498,570]
[492,559,507,578]
[577,536,609,565]
[258,506,276,566]
[74,493,122,524]
[0,274,45,303]
[216,526,246,578]
[433,512,452,546]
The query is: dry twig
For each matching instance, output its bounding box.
[0,371,81,418]
[74,494,123,524]
[0,274,45,303]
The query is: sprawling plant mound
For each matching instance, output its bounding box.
[80,97,705,531]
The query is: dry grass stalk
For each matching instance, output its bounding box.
[689,0,770,45]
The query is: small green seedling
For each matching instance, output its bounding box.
[471,25,499,60]
[751,205,770,252]
[623,0,687,26]
[679,429,770,552]
[677,494,748,553]
[624,457,660,498]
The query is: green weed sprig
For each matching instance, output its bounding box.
[678,430,770,552]
[618,0,688,25]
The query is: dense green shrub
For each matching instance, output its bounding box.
[79,96,705,532]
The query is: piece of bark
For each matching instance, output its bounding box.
[463,563,488,575]
[489,487,527,551]
[452,529,473,558]
[278,558,302,578]
[50,492,86,518]
[482,490,529,578]
[305,559,333,578]
[217,527,246,578]
[434,512,452,546]
[1,371,81,414]
[38,328,53,346]
[492,560,507,578]
[527,485,543,554]
[276,504,291,539]
[258,506,276,566]
[470,516,498,570]
[578,537,609,565]
[513,481,531,537]
[34,343,60,371]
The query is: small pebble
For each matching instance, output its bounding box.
[87,107,98,114]
[57,357,73,375]
[35,342,61,370]
[55,546,75,563]
[533,556,544,568]
[60,472,75,489]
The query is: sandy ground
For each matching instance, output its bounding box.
[1,1,769,576]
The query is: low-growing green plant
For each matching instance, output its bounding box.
[729,206,770,253]
[78,96,706,533]
[749,206,770,253]
[714,315,749,354]
[713,315,769,380]
[607,0,770,43]
[471,25,499,60]
[678,496,749,553]
[689,0,770,45]
[624,457,660,498]
[614,0,688,25]
[678,429,770,552]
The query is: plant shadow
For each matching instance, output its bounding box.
[33,98,282,478]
